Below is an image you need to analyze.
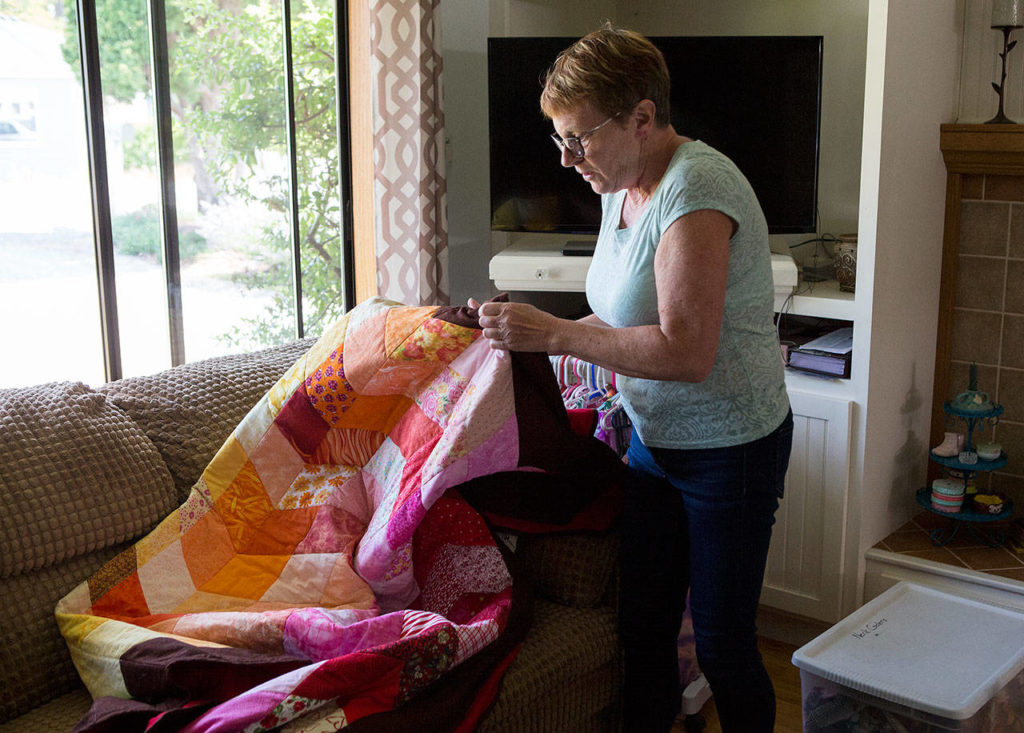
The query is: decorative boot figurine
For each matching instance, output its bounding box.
[932,431,963,457]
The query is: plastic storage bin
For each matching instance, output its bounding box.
[792,582,1024,731]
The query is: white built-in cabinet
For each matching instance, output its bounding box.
[764,275,855,624]
[763,388,851,623]
[471,0,960,625]
[765,0,960,624]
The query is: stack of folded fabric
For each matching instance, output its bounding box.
[931,477,965,513]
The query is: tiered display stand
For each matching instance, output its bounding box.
[918,401,1012,547]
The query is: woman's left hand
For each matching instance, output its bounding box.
[470,299,559,352]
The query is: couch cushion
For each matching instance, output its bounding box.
[479,600,620,732]
[0,382,177,579]
[99,339,314,501]
[516,530,619,608]
[0,544,127,724]
[0,688,92,732]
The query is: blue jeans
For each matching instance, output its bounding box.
[619,411,793,733]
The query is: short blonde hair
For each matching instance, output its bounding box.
[541,24,671,126]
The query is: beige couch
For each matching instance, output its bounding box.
[0,341,621,732]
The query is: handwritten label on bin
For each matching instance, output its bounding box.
[851,617,887,639]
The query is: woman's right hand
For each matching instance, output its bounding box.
[471,299,561,353]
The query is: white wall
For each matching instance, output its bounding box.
[440,0,492,306]
[959,0,1024,123]
[854,0,960,581]
[441,0,870,304]
[442,0,617,306]
[619,0,869,249]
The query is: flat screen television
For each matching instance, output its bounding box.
[488,35,823,235]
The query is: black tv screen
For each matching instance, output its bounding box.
[488,35,823,235]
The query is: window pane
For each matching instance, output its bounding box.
[293,0,347,338]
[1,0,351,388]
[0,7,105,387]
[94,0,173,379]
[168,0,296,357]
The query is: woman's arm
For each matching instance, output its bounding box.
[477,208,731,382]
[467,304,610,327]
[576,312,610,326]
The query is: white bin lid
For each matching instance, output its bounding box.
[792,582,1024,720]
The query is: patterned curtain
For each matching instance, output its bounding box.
[369,0,449,305]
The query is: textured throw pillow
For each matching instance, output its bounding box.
[516,531,619,608]
[0,382,176,579]
[99,339,314,501]
[0,544,129,723]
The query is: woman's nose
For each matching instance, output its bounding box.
[559,147,577,168]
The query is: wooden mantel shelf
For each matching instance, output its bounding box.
[940,123,1024,174]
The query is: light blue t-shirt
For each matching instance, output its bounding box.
[585,140,789,449]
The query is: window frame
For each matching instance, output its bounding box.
[70,0,358,383]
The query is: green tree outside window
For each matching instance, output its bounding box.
[63,0,347,350]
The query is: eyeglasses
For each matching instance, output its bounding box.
[550,114,617,161]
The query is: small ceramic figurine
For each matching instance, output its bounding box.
[951,362,994,413]
[958,450,979,465]
[931,431,964,457]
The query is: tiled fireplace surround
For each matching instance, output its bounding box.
[946,173,1024,500]
[874,127,1024,579]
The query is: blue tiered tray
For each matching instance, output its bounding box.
[928,451,1008,472]
[915,487,1013,547]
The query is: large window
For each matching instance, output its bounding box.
[0,0,353,388]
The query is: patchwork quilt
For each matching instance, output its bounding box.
[57,297,621,733]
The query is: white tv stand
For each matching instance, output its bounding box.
[488,239,799,310]
[489,240,591,292]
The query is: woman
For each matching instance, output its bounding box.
[471,25,792,733]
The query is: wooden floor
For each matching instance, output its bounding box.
[670,636,803,733]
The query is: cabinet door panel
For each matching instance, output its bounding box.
[761,390,852,622]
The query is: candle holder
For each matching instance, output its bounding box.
[988,0,1024,123]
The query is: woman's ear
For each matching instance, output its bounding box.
[633,99,656,137]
